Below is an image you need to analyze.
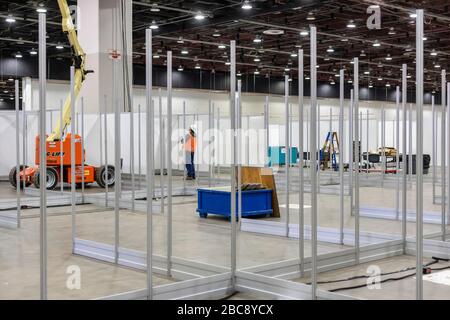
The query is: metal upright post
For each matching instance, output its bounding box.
[104,95,109,207]
[298,50,305,275]
[409,103,413,183]
[183,101,187,191]
[113,58,121,264]
[432,96,436,204]
[130,96,136,212]
[366,109,369,177]
[310,26,318,300]
[396,87,400,220]
[230,40,237,290]
[381,103,385,186]
[22,103,27,191]
[284,75,290,237]
[446,82,450,238]
[38,12,47,300]
[354,57,360,264]
[70,66,76,251]
[237,80,242,229]
[145,28,154,300]
[167,51,173,277]
[208,100,212,187]
[339,70,344,245]
[138,104,142,189]
[317,103,320,193]
[159,89,165,213]
[60,100,64,193]
[402,64,407,253]
[441,70,446,240]
[15,80,21,228]
[415,9,424,300]
[264,96,269,166]
[349,90,354,217]
[81,98,85,203]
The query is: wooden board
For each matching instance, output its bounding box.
[240,166,280,218]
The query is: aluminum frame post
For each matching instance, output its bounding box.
[416,9,424,301]
[183,101,187,191]
[409,103,413,183]
[447,82,450,232]
[113,57,121,264]
[402,64,407,253]
[38,12,47,300]
[167,51,173,277]
[138,103,142,189]
[60,100,64,194]
[339,70,344,245]
[432,96,436,204]
[159,89,165,213]
[366,109,369,177]
[81,97,85,203]
[15,80,21,228]
[69,66,76,252]
[145,28,154,300]
[354,57,360,264]
[381,102,385,186]
[310,25,318,300]
[130,95,136,212]
[264,96,269,166]
[208,99,212,187]
[396,87,400,220]
[284,75,290,237]
[237,80,242,229]
[230,40,237,290]
[104,95,109,207]
[349,90,354,217]
[298,50,305,275]
[22,103,27,191]
[441,70,446,240]
[317,103,320,193]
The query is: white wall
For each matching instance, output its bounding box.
[0,79,437,178]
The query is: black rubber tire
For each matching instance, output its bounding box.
[33,167,59,190]
[95,165,115,188]
[9,165,31,189]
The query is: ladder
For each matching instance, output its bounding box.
[320,131,340,171]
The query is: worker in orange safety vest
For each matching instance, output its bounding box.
[182,125,197,180]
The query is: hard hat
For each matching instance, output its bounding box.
[189,125,197,134]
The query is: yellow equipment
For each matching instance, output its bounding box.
[47,0,93,142]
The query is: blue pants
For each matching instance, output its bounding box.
[185,152,195,178]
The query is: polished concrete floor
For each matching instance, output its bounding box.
[1,170,449,300]
[296,255,450,300]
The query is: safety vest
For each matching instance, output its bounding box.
[184,134,196,152]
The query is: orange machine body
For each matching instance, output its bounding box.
[28,133,95,184]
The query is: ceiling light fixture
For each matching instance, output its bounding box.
[326,46,334,53]
[377,77,383,81]
[385,54,392,61]
[212,30,221,37]
[178,65,184,71]
[290,52,298,58]
[150,20,159,30]
[254,70,260,75]
[388,27,396,35]
[284,67,291,72]
[386,82,391,87]
[225,60,231,65]
[253,57,261,62]
[348,80,353,84]
[253,35,262,43]
[346,20,356,28]
[242,0,252,10]
[150,3,160,12]
[306,12,315,21]
[194,12,206,20]
[372,40,381,47]
[369,83,373,88]
[36,7,47,13]
[5,15,16,23]
[364,70,370,75]
[15,53,22,58]
[195,63,201,69]
[431,49,438,56]
[300,29,309,36]
[218,44,226,49]
[409,12,417,18]
[56,44,64,49]
[305,75,310,80]
[181,49,189,55]
[153,53,160,59]
[30,49,37,55]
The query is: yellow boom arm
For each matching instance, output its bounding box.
[47,0,90,141]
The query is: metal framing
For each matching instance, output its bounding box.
[298,49,305,276]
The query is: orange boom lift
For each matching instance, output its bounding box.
[9,0,114,190]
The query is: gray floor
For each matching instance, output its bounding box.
[1,172,450,300]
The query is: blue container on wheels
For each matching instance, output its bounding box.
[197,187,273,219]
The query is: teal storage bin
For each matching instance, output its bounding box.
[268,146,298,166]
